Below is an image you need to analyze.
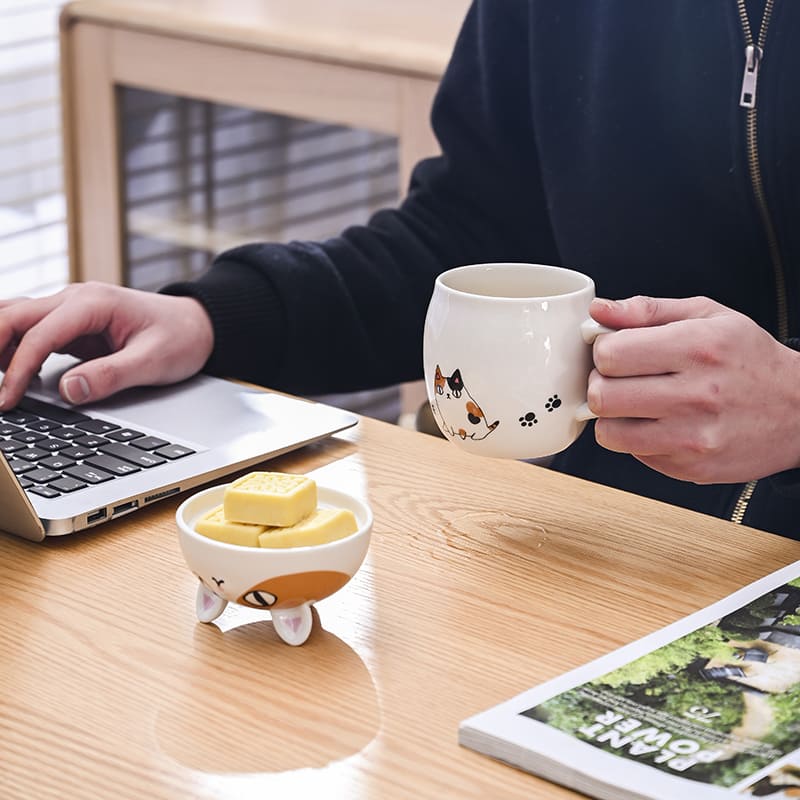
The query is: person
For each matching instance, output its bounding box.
[1,0,799,537]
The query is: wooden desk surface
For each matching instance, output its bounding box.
[61,0,471,78]
[3,415,799,799]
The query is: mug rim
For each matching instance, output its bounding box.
[435,262,594,301]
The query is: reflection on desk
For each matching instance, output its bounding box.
[3,415,799,799]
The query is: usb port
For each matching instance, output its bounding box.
[87,508,107,524]
[112,500,139,516]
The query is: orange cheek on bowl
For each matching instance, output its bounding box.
[238,570,351,609]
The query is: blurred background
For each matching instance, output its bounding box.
[1,0,399,297]
[1,0,469,423]
[0,0,68,298]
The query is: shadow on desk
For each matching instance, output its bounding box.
[155,606,379,773]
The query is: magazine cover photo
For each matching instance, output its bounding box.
[523,579,800,793]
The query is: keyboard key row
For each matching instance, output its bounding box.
[2,396,196,499]
[4,438,195,496]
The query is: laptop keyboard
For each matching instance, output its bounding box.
[0,396,195,499]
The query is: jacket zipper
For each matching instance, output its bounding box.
[730,0,785,525]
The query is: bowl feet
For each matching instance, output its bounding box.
[196,581,228,623]
[271,603,313,646]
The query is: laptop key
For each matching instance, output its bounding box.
[11,430,47,444]
[1,411,39,425]
[105,428,144,442]
[131,435,169,450]
[49,476,86,492]
[76,419,121,434]
[35,438,70,452]
[17,396,91,425]
[84,454,141,476]
[40,454,76,470]
[25,467,61,484]
[26,419,62,433]
[14,447,49,462]
[18,477,33,489]
[50,426,85,440]
[7,459,35,475]
[63,464,115,484]
[75,434,111,448]
[155,444,195,459]
[60,445,95,460]
[0,423,23,436]
[29,485,61,498]
[100,442,167,467]
[0,440,24,454]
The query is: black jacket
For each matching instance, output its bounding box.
[164,1,800,538]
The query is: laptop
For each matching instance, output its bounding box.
[0,354,357,541]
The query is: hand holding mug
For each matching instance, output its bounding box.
[422,263,612,460]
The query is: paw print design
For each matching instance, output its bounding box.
[545,394,562,412]
[519,412,538,427]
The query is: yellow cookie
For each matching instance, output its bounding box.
[258,507,358,548]
[224,471,317,527]
[195,504,265,546]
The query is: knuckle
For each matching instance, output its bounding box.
[685,332,727,367]
[586,375,604,415]
[633,295,662,323]
[592,337,614,374]
[685,426,722,458]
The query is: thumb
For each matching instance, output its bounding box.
[589,295,723,330]
[58,345,162,405]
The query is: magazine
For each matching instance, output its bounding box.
[459,560,800,799]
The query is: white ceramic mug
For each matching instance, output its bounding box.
[423,262,611,460]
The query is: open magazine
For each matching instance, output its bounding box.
[459,560,800,799]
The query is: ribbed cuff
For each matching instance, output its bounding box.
[159,259,287,386]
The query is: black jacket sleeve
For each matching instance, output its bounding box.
[161,0,558,395]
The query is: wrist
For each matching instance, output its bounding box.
[177,296,215,366]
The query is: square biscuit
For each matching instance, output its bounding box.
[224,471,317,527]
[258,507,358,548]
[195,504,266,547]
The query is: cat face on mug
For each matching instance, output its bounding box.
[430,365,499,441]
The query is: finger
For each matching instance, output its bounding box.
[0,295,60,356]
[591,315,731,377]
[587,370,721,418]
[0,301,113,407]
[0,297,30,309]
[0,343,15,373]
[58,335,179,404]
[590,296,725,330]
[594,415,724,462]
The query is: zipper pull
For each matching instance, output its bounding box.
[740,44,763,109]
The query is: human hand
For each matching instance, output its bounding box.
[586,295,800,484]
[0,282,214,409]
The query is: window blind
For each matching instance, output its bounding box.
[120,88,400,291]
[120,88,403,421]
[0,0,67,300]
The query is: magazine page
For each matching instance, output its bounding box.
[460,559,800,800]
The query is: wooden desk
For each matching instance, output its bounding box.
[2,414,799,799]
[59,0,470,286]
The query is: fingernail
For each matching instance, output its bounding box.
[0,386,6,409]
[62,375,90,404]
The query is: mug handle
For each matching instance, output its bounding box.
[576,319,615,422]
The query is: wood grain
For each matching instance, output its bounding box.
[2,414,798,799]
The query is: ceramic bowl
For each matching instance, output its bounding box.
[176,482,372,645]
